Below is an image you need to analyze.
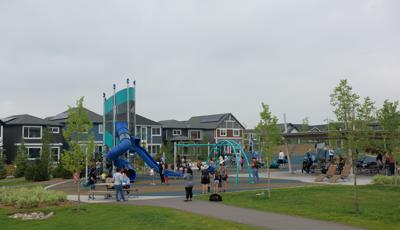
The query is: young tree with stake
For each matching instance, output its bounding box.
[255,103,281,199]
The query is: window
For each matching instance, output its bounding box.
[151,127,161,136]
[150,145,161,155]
[172,129,182,136]
[98,124,104,134]
[190,130,201,140]
[50,127,60,134]
[219,129,227,137]
[141,127,147,141]
[51,147,60,162]
[233,129,240,137]
[23,126,42,139]
[27,147,41,159]
[136,126,141,137]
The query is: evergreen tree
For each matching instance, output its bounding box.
[0,153,6,179]
[14,141,28,178]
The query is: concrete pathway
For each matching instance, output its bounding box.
[237,171,373,186]
[125,197,365,230]
[67,195,181,203]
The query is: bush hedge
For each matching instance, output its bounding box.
[372,175,400,185]
[0,187,66,209]
[24,159,50,182]
[51,163,72,179]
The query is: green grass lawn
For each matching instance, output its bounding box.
[0,204,259,230]
[0,178,33,187]
[199,185,400,230]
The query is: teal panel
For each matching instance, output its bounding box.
[103,86,135,148]
[104,96,114,114]
[105,132,113,149]
[115,87,135,106]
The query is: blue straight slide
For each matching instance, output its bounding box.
[131,138,182,177]
[106,122,182,180]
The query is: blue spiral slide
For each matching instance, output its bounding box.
[106,122,181,181]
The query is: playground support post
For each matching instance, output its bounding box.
[112,84,116,148]
[283,113,293,173]
[126,79,130,158]
[173,142,177,172]
[126,78,130,133]
[284,138,292,173]
[102,92,107,170]
[133,80,136,137]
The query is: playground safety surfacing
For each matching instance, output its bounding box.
[49,169,306,201]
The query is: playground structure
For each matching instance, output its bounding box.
[174,140,253,188]
[103,80,181,181]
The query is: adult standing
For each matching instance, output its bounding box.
[113,168,126,202]
[159,161,165,184]
[220,163,228,192]
[251,157,259,183]
[213,170,222,194]
[183,168,194,201]
[329,147,335,162]
[200,165,210,194]
[88,167,97,200]
[278,150,285,165]
[323,145,329,164]
[388,152,396,176]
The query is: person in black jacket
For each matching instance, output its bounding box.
[88,167,97,200]
[159,161,165,184]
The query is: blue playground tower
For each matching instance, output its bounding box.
[103,80,181,181]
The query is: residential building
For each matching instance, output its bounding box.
[1,114,64,163]
[0,119,3,155]
[160,113,245,145]
[135,114,163,156]
[47,108,104,158]
[47,108,163,157]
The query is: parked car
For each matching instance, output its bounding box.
[269,159,280,169]
[356,155,379,174]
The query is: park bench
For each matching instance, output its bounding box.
[314,164,336,182]
[88,190,113,199]
[122,187,139,198]
[330,164,351,183]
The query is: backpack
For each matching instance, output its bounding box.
[209,193,223,202]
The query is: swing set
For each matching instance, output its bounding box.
[174,140,253,188]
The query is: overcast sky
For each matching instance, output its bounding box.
[0,0,399,128]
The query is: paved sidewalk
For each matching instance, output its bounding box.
[125,197,365,230]
[237,171,373,186]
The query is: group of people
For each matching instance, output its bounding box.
[88,164,131,202]
[200,161,228,194]
[376,151,397,176]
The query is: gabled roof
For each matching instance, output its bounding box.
[48,108,103,123]
[160,113,245,130]
[1,114,61,126]
[136,114,160,126]
[277,123,301,134]
[187,113,229,129]
[159,120,187,129]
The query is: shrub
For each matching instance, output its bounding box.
[25,159,50,182]
[5,164,15,177]
[0,156,6,179]
[372,175,400,185]
[0,187,66,209]
[52,163,72,179]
